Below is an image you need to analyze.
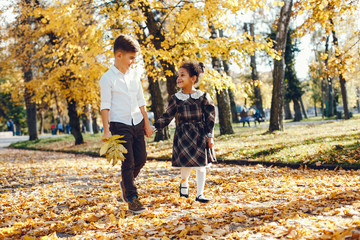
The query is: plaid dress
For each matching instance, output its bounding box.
[154,90,216,167]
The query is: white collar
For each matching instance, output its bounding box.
[175,90,204,101]
[110,65,126,77]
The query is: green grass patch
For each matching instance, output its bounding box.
[10,116,360,168]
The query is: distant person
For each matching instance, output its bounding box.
[57,122,64,133]
[253,109,264,125]
[240,109,251,127]
[66,123,71,134]
[51,124,56,135]
[6,119,15,136]
[153,60,216,203]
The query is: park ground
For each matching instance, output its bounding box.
[1,149,360,239]
[2,117,360,239]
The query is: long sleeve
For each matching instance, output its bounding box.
[99,76,112,110]
[137,79,146,108]
[154,95,177,130]
[203,93,215,137]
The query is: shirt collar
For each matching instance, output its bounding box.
[110,65,126,77]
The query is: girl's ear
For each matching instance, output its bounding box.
[191,75,197,83]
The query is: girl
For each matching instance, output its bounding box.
[153,60,216,203]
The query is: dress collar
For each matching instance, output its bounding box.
[175,90,204,101]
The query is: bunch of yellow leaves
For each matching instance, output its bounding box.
[99,135,128,166]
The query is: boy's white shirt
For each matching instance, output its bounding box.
[99,65,146,126]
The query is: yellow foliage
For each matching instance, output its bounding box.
[100,135,128,166]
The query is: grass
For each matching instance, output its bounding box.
[10,114,360,168]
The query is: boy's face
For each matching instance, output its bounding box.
[116,51,137,73]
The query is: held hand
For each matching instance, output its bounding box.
[144,125,154,138]
[102,131,111,142]
[208,137,214,149]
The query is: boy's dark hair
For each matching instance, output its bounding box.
[180,60,205,83]
[113,34,140,54]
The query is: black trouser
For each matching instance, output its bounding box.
[110,120,147,200]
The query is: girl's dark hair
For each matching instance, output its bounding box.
[180,61,205,83]
[113,34,140,54]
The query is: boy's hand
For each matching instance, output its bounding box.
[102,131,111,142]
[208,137,214,149]
[144,124,154,137]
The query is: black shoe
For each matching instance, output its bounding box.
[128,197,146,214]
[180,184,189,198]
[196,195,210,203]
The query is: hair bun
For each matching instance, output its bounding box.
[199,62,205,73]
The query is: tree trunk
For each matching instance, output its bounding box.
[330,18,349,119]
[300,97,308,119]
[148,70,170,141]
[284,100,292,119]
[356,87,360,113]
[39,111,44,134]
[139,2,178,99]
[23,65,38,140]
[293,98,302,121]
[92,117,99,134]
[67,98,84,145]
[247,23,265,117]
[209,25,233,135]
[217,90,234,135]
[219,30,238,123]
[314,100,318,117]
[269,0,293,132]
[228,89,238,123]
[324,36,334,117]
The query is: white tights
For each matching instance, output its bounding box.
[180,167,206,197]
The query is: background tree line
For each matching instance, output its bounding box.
[0,0,359,144]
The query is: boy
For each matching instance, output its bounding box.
[100,34,153,214]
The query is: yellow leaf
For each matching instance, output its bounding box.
[99,142,110,156]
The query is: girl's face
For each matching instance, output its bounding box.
[177,68,196,89]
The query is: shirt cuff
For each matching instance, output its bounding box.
[207,133,214,137]
[100,102,111,110]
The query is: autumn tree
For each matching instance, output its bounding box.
[31,0,107,144]
[295,0,359,120]
[284,28,304,122]
[269,0,293,132]
[2,0,41,140]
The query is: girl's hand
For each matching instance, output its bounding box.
[208,137,214,149]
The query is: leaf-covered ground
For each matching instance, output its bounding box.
[10,117,360,167]
[2,149,360,239]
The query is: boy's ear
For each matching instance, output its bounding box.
[115,51,122,59]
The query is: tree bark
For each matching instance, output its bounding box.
[209,25,233,135]
[247,23,265,117]
[148,71,170,141]
[67,98,84,145]
[219,30,238,123]
[228,89,238,123]
[216,90,234,135]
[300,97,308,119]
[92,117,99,134]
[269,0,293,132]
[293,98,302,121]
[23,64,38,140]
[330,18,349,119]
[284,100,292,119]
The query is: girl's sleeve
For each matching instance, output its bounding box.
[203,93,216,137]
[154,95,177,130]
